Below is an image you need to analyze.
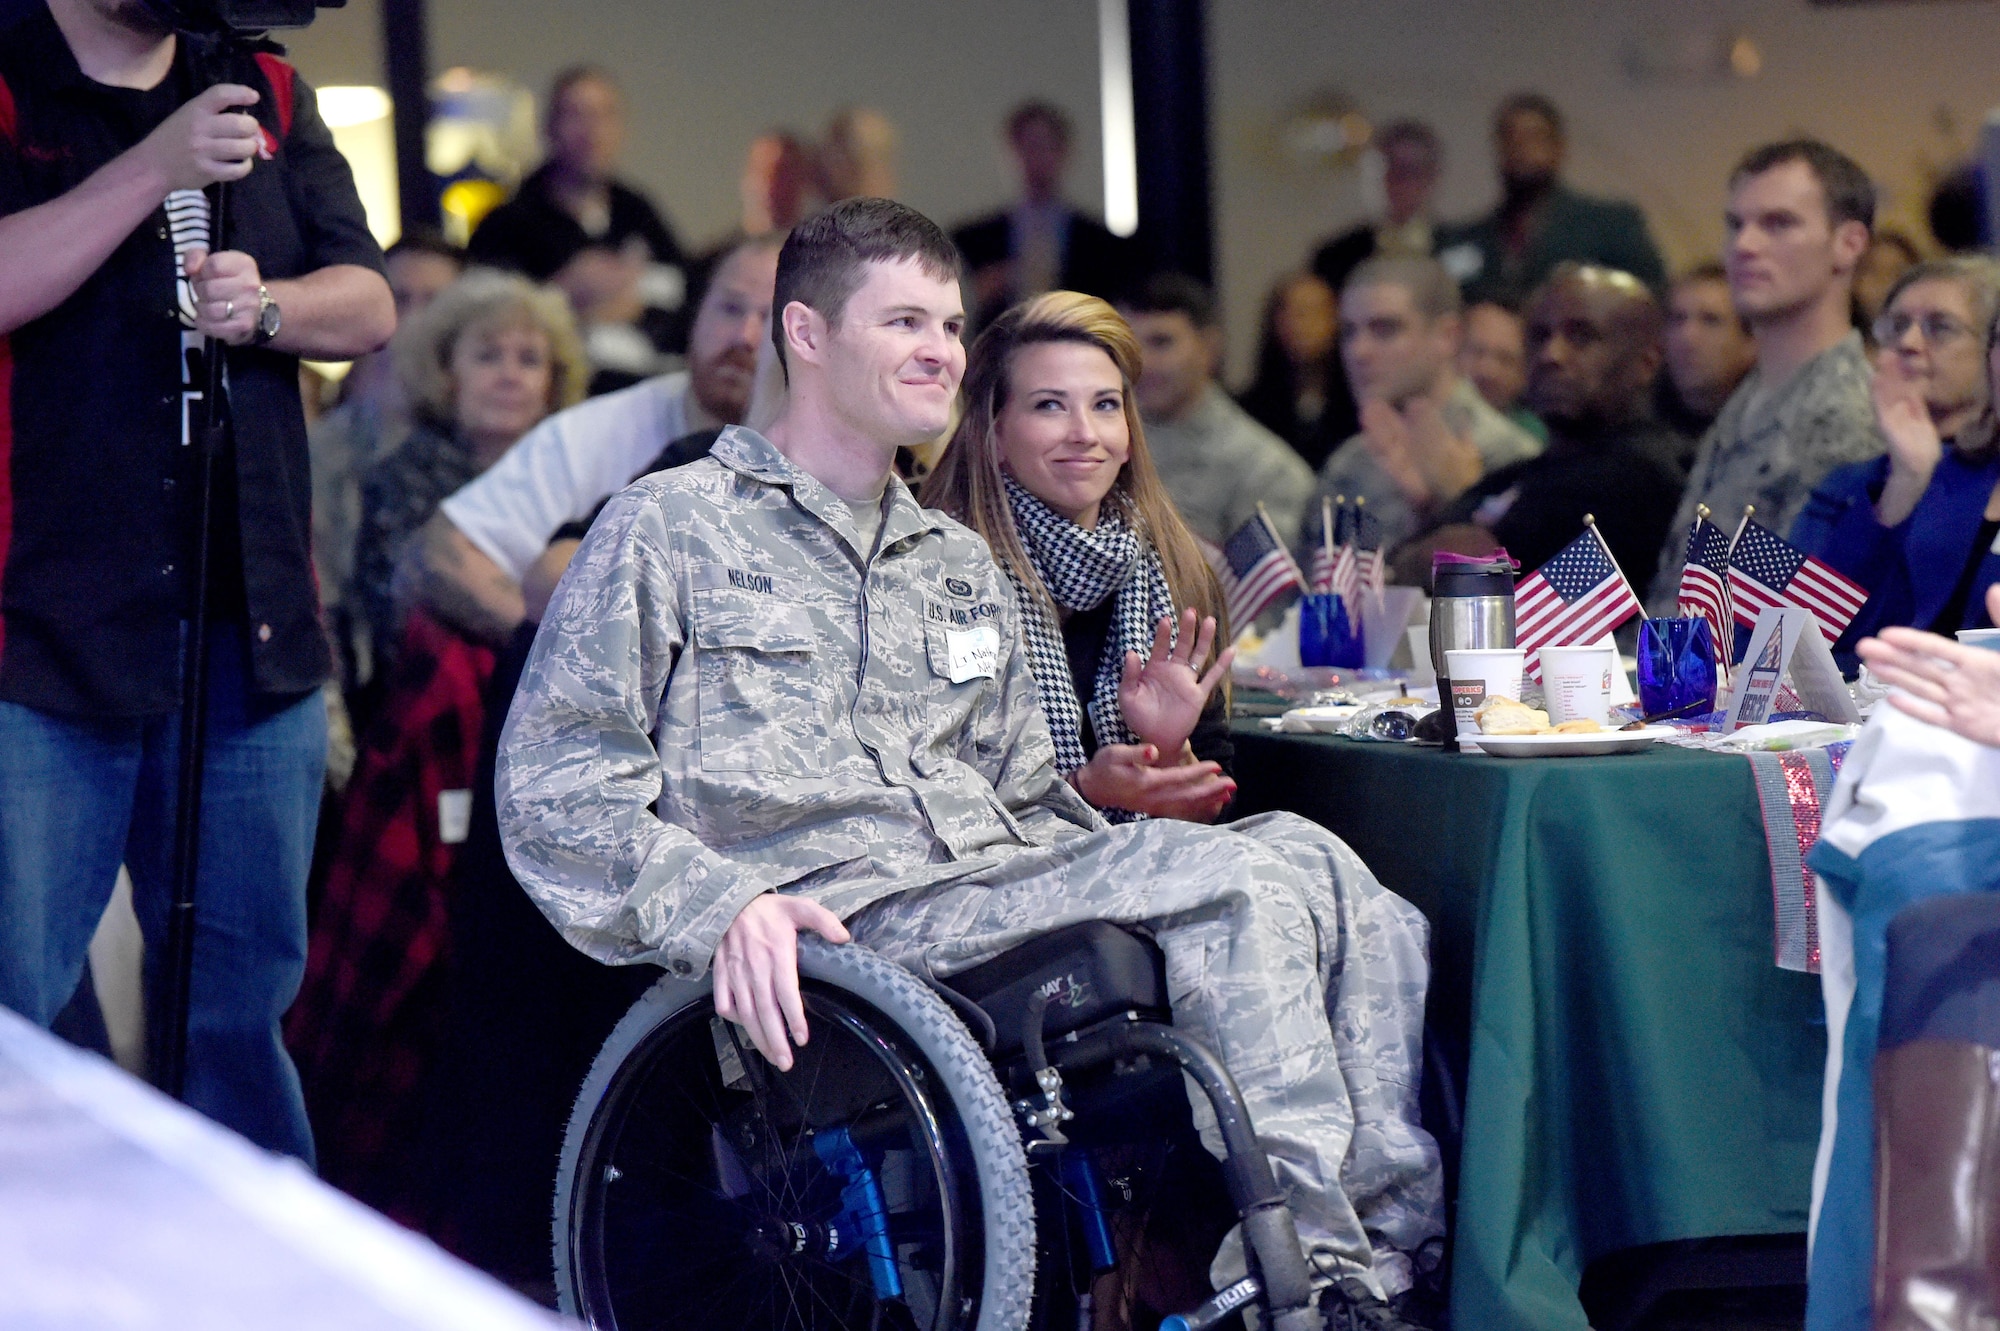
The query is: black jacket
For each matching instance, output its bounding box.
[1424,417,1686,591]
[952,206,1138,326]
[0,9,385,715]
[467,164,682,282]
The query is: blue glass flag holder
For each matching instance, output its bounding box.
[1300,593,1365,668]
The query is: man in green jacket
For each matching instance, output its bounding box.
[1438,93,1665,308]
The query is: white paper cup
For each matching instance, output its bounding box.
[1540,644,1616,725]
[1444,648,1526,733]
[1956,628,2000,652]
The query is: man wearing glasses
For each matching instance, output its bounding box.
[1647,139,1881,611]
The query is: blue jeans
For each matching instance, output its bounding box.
[0,625,325,1161]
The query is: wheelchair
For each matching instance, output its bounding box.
[551,921,1355,1331]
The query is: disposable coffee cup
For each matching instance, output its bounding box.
[1540,644,1616,725]
[1444,648,1526,736]
[1956,628,2000,652]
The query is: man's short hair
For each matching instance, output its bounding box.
[548,65,617,118]
[687,231,785,317]
[1121,273,1219,331]
[1375,118,1442,169]
[1730,139,1876,232]
[1006,99,1073,148]
[1674,260,1729,289]
[771,198,963,371]
[385,227,464,266]
[1494,92,1564,141]
[1343,255,1463,322]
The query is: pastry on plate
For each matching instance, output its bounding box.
[1552,719,1606,734]
[1474,699,1551,735]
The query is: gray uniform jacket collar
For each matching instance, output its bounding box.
[711,425,943,564]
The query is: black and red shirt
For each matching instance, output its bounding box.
[0,5,385,717]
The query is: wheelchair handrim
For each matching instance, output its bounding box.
[564,983,984,1331]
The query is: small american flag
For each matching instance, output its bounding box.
[1726,517,1868,648]
[1514,522,1643,680]
[1352,503,1385,608]
[1210,507,1306,628]
[1306,496,1343,594]
[1676,510,1733,663]
[1309,498,1359,605]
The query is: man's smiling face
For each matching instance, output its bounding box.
[816,257,967,448]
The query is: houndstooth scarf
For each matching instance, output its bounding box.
[1002,475,1175,804]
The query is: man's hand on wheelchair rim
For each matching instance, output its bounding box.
[713,893,852,1071]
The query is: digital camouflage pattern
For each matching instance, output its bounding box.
[1647,330,1879,612]
[497,425,1442,1294]
[847,810,1443,1297]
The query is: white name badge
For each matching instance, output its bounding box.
[438,789,473,845]
[945,626,1000,682]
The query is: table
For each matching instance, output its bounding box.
[0,1006,565,1330]
[1229,726,1825,1331]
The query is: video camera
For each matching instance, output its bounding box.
[137,0,345,35]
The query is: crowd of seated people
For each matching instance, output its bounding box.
[276,61,1999,1322]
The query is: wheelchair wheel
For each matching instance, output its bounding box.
[555,937,1035,1331]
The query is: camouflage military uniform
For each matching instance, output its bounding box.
[1308,377,1543,554]
[497,426,1442,1296]
[1646,331,1879,613]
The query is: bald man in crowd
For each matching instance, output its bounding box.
[1392,264,1685,589]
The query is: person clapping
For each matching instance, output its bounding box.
[1858,585,2000,748]
[922,292,1237,821]
[1792,257,2000,655]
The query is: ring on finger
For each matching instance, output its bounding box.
[223,300,235,320]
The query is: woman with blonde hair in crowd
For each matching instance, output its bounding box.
[350,269,588,680]
[923,290,1238,821]
[923,292,1449,1314]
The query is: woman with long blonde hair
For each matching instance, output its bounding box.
[926,295,1448,1298]
[924,291,1237,821]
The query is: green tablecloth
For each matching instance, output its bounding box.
[1228,726,1824,1331]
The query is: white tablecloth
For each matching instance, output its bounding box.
[0,1006,569,1330]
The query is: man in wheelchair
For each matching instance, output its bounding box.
[497,199,1443,1330]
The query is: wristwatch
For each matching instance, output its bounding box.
[252,284,281,347]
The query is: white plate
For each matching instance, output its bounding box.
[1277,705,1364,734]
[1467,725,1677,758]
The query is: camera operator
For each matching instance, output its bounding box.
[0,0,392,1160]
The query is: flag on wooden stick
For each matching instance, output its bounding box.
[1676,504,1734,665]
[1514,517,1643,680]
[1209,505,1307,628]
[1726,512,1868,651]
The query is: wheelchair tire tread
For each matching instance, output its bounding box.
[553,936,1037,1331]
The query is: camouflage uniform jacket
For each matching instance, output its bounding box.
[496,425,1103,979]
[1308,377,1543,554]
[1646,330,1880,612]
[1144,384,1316,547]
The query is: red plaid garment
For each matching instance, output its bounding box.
[285,610,495,1216]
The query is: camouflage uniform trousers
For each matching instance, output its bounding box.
[844,809,1443,1298]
